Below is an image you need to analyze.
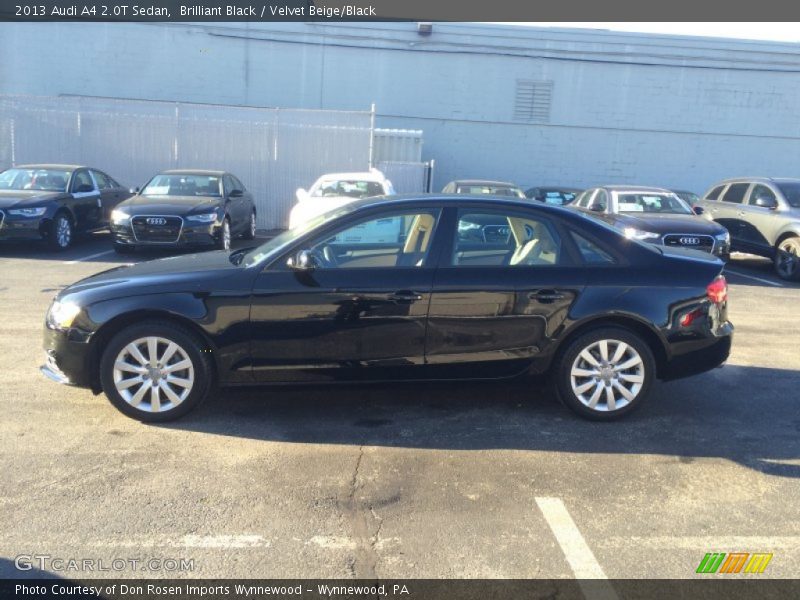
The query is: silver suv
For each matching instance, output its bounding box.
[697,177,800,280]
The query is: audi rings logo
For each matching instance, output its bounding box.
[680,236,701,245]
[146,217,167,226]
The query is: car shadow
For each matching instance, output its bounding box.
[159,364,800,478]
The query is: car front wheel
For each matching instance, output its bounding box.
[774,237,800,281]
[99,320,213,422]
[555,327,655,421]
[216,218,231,250]
[243,210,256,240]
[47,213,73,251]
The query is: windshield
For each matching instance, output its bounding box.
[615,192,693,215]
[674,191,699,205]
[0,168,70,192]
[311,179,385,199]
[141,174,221,197]
[243,204,358,267]
[776,183,800,208]
[456,185,526,199]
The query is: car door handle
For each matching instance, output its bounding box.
[389,290,423,302]
[529,290,565,302]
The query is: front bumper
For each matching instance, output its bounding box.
[40,324,93,388]
[0,212,48,241]
[111,220,222,247]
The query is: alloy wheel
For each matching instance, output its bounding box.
[250,212,257,237]
[56,217,71,248]
[569,339,645,412]
[222,220,231,250]
[776,240,799,279]
[112,336,195,413]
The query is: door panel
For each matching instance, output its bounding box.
[69,169,102,231]
[425,208,583,379]
[248,207,443,382]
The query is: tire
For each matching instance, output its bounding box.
[47,212,74,251]
[554,327,655,421]
[113,242,136,255]
[242,210,257,240]
[215,218,231,250]
[774,237,800,281]
[99,320,214,422]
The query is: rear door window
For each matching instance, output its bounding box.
[705,185,726,201]
[721,183,749,204]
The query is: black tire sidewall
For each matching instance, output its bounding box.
[555,327,655,421]
[99,320,212,422]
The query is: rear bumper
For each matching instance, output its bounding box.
[661,322,733,380]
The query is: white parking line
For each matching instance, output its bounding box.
[724,268,785,288]
[536,497,619,600]
[63,250,114,265]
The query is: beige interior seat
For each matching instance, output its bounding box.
[403,214,435,254]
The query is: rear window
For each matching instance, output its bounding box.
[722,183,749,204]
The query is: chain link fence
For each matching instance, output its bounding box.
[0,95,374,229]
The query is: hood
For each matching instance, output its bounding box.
[59,250,246,304]
[117,194,221,216]
[613,212,725,235]
[0,189,63,208]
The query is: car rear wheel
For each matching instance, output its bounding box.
[99,320,213,422]
[774,237,800,281]
[47,213,73,251]
[555,327,655,421]
[216,218,231,250]
[242,210,256,240]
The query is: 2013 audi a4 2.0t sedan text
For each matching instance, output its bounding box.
[41,195,733,422]
[110,169,257,253]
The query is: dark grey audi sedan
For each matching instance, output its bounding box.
[42,195,733,422]
[110,169,256,253]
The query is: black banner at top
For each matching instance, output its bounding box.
[3,0,800,22]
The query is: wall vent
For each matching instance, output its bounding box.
[514,80,553,123]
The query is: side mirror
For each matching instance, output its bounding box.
[229,189,243,198]
[287,249,316,271]
[296,188,309,202]
[589,204,605,212]
[129,186,140,194]
[754,195,777,209]
[692,205,705,215]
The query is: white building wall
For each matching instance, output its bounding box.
[2,22,800,195]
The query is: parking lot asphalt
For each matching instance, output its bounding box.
[0,233,799,582]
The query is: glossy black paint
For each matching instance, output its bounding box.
[110,169,256,249]
[0,164,131,243]
[42,195,733,394]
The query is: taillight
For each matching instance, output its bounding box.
[707,275,727,304]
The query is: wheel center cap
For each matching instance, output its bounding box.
[599,366,614,382]
[147,367,162,382]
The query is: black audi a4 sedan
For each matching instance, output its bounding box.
[571,185,731,259]
[42,195,733,422]
[0,164,131,250]
[110,169,256,253]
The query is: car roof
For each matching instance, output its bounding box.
[671,189,697,194]
[350,193,578,217]
[597,185,674,194]
[161,169,226,176]
[14,164,82,171]
[451,179,519,187]
[315,171,387,182]
[712,177,800,184]
[528,186,582,192]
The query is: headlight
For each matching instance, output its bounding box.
[715,230,731,243]
[8,207,46,217]
[186,212,218,223]
[47,300,81,329]
[111,209,130,225]
[624,228,661,241]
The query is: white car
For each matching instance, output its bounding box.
[288,170,395,240]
